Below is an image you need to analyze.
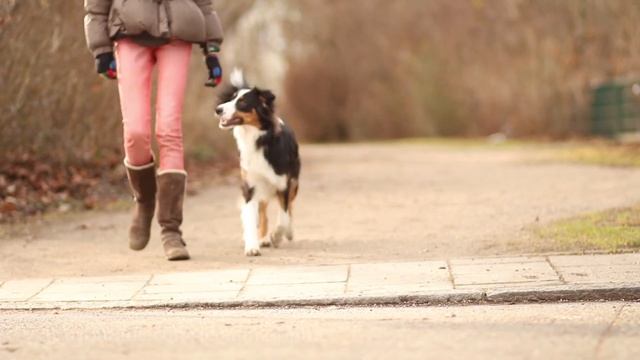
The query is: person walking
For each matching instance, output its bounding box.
[83,0,224,260]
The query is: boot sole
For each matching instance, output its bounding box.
[166,249,190,261]
[129,226,151,251]
[129,241,150,251]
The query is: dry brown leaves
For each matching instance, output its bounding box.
[0,153,126,223]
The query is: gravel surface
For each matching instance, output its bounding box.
[0,302,638,359]
[3,143,640,279]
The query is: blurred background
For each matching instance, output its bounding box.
[2,0,640,220]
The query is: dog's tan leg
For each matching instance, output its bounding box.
[258,200,271,247]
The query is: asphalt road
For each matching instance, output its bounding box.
[1,302,638,359]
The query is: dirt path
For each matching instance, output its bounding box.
[3,143,640,279]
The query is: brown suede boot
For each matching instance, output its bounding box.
[157,171,190,261]
[125,160,156,251]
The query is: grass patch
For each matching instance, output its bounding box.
[533,206,640,252]
[553,142,640,167]
[384,137,533,148]
[391,137,640,167]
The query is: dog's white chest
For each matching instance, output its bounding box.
[234,127,287,191]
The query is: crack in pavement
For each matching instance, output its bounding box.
[594,303,626,359]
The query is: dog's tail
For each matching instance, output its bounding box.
[230,67,249,88]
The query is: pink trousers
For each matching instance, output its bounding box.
[115,38,192,171]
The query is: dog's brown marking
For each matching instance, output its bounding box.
[287,178,298,216]
[276,190,287,212]
[277,177,299,214]
[289,178,299,202]
[258,201,268,239]
[233,109,261,128]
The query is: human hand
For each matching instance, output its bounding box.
[205,53,222,88]
[96,52,117,80]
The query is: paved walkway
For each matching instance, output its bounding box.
[1,253,639,310]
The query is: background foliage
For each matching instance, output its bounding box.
[281,0,640,141]
[2,0,640,162]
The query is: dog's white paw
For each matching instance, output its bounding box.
[244,247,261,256]
[270,229,284,248]
[260,237,272,248]
[271,226,293,248]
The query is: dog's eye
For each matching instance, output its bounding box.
[236,100,249,110]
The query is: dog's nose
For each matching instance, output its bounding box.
[215,106,224,116]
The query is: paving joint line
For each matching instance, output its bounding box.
[24,278,55,302]
[545,255,566,284]
[594,304,625,359]
[130,274,154,301]
[343,264,352,294]
[235,268,253,299]
[446,259,456,289]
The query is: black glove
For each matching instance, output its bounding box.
[95,52,117,80]
[205,53,222,88]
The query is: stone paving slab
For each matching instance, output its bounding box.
[0,253,638,310]
[450,256,546,265]
[550,253,640,267]
[133,291,241,302]
[240,282,346,301]
[52,274,151,284]
[550,254,640,284]
[555,265,640,284]
[143,270,248,294]
[246,265,348,285]
[347,261,452,295]
[0,279,53,302]
[33,278,148,302]
[451,259,560,288]
[150,269,249,284]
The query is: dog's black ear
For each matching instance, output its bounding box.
[254,88,276,130]
[218,85,238,106]
[257,88,276,110]
[256,89,282,134]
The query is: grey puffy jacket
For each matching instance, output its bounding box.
[84,0,224,57]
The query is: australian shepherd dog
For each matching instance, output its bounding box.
[215,70,301,256]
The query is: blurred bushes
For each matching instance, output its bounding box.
[0,1,121,164]
[0,0,254,166]
[3,0,640,165]
[281,0,640,140]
